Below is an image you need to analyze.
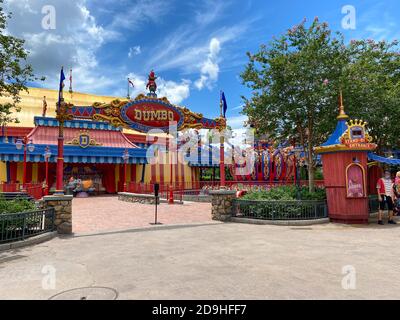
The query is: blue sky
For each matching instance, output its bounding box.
[4,0,400,130]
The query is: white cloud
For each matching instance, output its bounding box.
[110,0,172,31]
[126,73,190,104]
[4,0,121,94]
[128,46,142,58]
[227,115,248,130]
[194,38,221,90]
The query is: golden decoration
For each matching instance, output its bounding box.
[66,130,102,148]
[315,118,376,154]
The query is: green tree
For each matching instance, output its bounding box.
[0,0,42,128]
[241,18,348,191]
[343,39,400,152]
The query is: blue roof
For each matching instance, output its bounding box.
[368,153,400,165]
[321,119,348,147]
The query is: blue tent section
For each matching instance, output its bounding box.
[368,153,400,166]
[321,118,348,147]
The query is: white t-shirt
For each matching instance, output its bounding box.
[377,178,393,197]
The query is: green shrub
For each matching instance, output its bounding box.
[0,196,36,214]
[241,185,326,201]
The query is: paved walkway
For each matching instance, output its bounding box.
[0,221,399,299]
[72,196,212,234]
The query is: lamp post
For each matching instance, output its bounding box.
[122,149,130,192]
[43,146,52,196]
[15,137,35,192]
[55,99,73,195]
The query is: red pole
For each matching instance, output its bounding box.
[293,154,297,186]
[45,158,49,196]
[55,133,64,194]
[220,134,225,187]
[123,160,127,192]
[22,144,27,192]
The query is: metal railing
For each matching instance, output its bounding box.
[232,199,328,221]
[0,183,44,200]
[0,208,55,244]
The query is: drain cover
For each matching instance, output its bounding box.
[49,286,118,300]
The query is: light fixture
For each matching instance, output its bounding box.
[44,147,52,160]
[27,141,35,153]
[15,139,23,150]
[122,149,130,162]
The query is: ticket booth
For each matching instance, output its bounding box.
[315,103,377,224]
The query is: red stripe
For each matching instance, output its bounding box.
[159,153,164,184]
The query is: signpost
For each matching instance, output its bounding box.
[150,183,162,225]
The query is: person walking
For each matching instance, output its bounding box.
[393,171,400,217]
[377,170,397,225]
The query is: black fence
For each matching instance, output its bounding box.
[232,199,328,221]
[0,208,55,244]
[369,195,379,213]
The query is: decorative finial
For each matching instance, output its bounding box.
[146,70,158,98]
[337,90,349,120]
[42,96,47,117]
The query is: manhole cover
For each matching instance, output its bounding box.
[49,286,118,300]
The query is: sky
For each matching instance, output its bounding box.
[4,0,400,132]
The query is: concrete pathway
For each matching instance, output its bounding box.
[0,220,399,300]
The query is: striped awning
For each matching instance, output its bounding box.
[0,143,148,164]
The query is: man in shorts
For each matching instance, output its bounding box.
[376,170,397,225]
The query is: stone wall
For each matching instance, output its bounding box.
[118,192,159,205]
[42,195,73,234]
[182,194,212,203]
[209,189,237,221]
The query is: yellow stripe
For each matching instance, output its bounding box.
[0,162,7,182]
[32,163,38,183]
[115,164,119,190]
[17,162,23,182]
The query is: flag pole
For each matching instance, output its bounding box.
[127,78,130,99]
[219,90,225,188]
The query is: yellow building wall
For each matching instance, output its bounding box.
[0,87,121,128]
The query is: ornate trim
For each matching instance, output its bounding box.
[65,130,102,148]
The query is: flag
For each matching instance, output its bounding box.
[59,67,66,92]
[58,67,66,111]
[128,78,135,88]
[221,91,228,118]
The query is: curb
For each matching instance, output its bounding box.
[0,231,58,252]
[229,217,330,226]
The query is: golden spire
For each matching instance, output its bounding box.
[337,90,349,120]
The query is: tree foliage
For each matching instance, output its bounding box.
[241,18,400,190]
[241,18,348,191]
[0,0,42,127]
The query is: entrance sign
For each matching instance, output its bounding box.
[121,99,184,132]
